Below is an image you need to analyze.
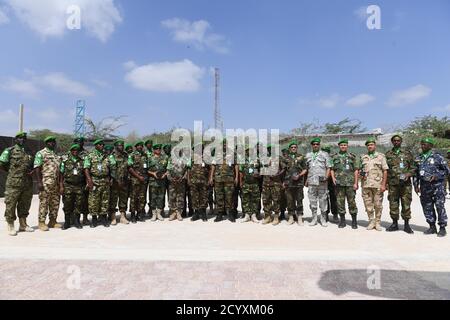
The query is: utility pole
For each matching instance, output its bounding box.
[19,104,24,132]
[214,68,223,133]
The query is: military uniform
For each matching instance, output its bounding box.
[34,145,61,228]
[128,146,149,222]
[0,134,34,235]
[189,154,210,221]
[240,157,261,223]
[360,151,388,231]
[306,149,331,227]
[145,142,153,216]
[109,143,130,224]
[282,151,307,224]
[261,156,283,225]
[212,153,236,221]
[148,150,168,220]
[77,146,90,225]
[167,155,189,221]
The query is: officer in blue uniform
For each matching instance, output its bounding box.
[414,138,449,237]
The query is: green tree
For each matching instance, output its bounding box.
[402,115,450,152]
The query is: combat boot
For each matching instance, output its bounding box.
[177,211,183,221]
[424,224,437,235]
[62,214,72,230]
[272,215,280,226]
[82,214,90,226]
[110,213,117,226]
[403,219,414,234]
[251,214,259,223]
[7,222,17,236]
[386,219,399,232]
[169,211,177,221]
[39,221,49,232]
[18,218,34,233]
[241,214,251,223]
[287,214,295,225]
[375,221,382,231]
[298,215,304,226]
[101,215,110,228]
[262,214,272,225]
[320,214,328,227]
[333,214,339,223]
[367,219,376,230]
[438,227,447,238]
[90,215,98,228]
[130,212,137,224]
[338,215,346,229]
[150,210,156,222]
[74,215,83,229]
[214,212,223,222]
[119,212,129,225]
[309,213,318,226]
[157,209,165,221]
[201,209,208,222]
[191,210,200,222]
[351,215,358,229]
[228,210,236,223]
[48,218,62,229]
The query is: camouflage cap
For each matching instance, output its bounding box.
[421,137,435,146]
[338,138,349,145]
[15,132,27,138]
[114,139,125,146]
[134,141,144,147]
[365,137,377,146]
[93,139,104,146]
[44,136,56,143]
[70,144,80,151]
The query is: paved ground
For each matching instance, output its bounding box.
[1,190,450,300]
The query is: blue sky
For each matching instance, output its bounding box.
[0,0,449,137]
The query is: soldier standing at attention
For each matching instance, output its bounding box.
[330,139,360,229]
[167,149,189,221]
[240,146,261,223]
[144,139,153,217]
[148,144,169,221]
[359,138,388,231]
[109,140,130,225]
[59,144,84,230]
[35,136,62,231]
[414,138,449,237]
[305,138,332,227]
[385,135,416,234]
[0,132,34,236]
[163,144,172,216]
[74,137,90,226]
[321,145,338,223]
[127,141,148,223]
[84,139,111,228]
[282,141,307,225]
[279,147,289,221]
[189,143,210,222]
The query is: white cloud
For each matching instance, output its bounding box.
[123,60,137,70]
[4,0,122,42]
[433,104,450,113]
[162,18,230,54]
[299,94,341,109]
[0,78,40,96]
[125,59,205,93]
[0,6,10,24]
[354,6,367,21]
[346,93,375,107]
[38,72,94,96]
[387,84,432,107]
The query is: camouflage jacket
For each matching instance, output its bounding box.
[306,151,332,186]
[262,156,284,186]
[148,154,168,186]
[414,151,450,186]
[128,150,149,184]
[0,144,34,187]
[240,158,261,185]
[60,155,84,186]
[331,152,360,187]
[109,150,129,184]
[189,156,209,184]
[282,153,307,187]
[360,152,389,189]
[385,148,416,186]
[167,156,189,184]
[84,149,111,184]
[34,147,61,186]
[213,154,236,184]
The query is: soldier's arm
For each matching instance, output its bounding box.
[33,151,44,189]
[208,165,215,186]
[59,162,65,195]
[0,148,10,172]
[83,156,93,190]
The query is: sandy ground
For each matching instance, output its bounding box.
[1,190,450,300]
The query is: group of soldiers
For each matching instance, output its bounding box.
[1,132,449,238]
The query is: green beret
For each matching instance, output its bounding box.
[321,146,331,153]
[311,137,321,145]
[447,150,450,153]
[267,144,273,150]
[44,136,56,143]
[105,145,114,151]
[125,144,133,150]
[282,148,288,153]
[74,136,85,143]
[365,137,377,146]
[15,132,27,139]
[70,144,80,151]
[114,139,125,146]
[391,134,402,142]
[288,140,298,148]
[338,138,349,145]
[421,137,435,145]
[163,144,172,148]
[93,139,104,146]
[153,143,162,150]
[145,139,153,146]
[134,141,144,147]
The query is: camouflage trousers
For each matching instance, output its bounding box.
[241,183,261,215]
[183,182,193,214]
[62,184,83,216]
[190,182,209,210]
[388,184,412,220]
[110,181,129,213]
[169,182,186,214]
[308,183,329,215]
[262,182,282,214]
[4,183,33,223]
[280,188,287,212]
[214,181,235,212]
[362,187,383,222]
[285,186,304,216]
[327,181,338,215]
[208,186,214,209]
[80,189,89,215]
[88,182,110,217]
[38,183,61,222]
[233,186,241,211]
[130,182,146,213]
[147,182,152,212]
[335,186,357,216]
[420,181,448,227]
[150,183,166,210]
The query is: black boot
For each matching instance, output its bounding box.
[351,215,358,229]
[62,214,71,230]
[101,215,110,228]
[333,214,339,223]
[404,219,414,234]
[424,224,437,235]
[191,210,200,222]
[90,215,98,228]
[228,210,236,223]
[139,212,146,222]
[74,215,83,229]
[214,212,223,222]
[386,219,399,232]
[201,209,208,222]
[338,215,346,228]
[438,227,447,238]
[325,214,329,223]
[130,212,137,224]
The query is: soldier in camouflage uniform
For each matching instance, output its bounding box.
[261,145,284,226]
[385,135,416,234]
[59,144,84,230]
[84,139,111,228]
[163,144,172,217]
[414,138,449,237]
[359,138,388,231]
[322,145,338,223]
[0,132,34,236]
[330,139,360,229]
[109,140,130,225]
[239,146,261,223]
[167,149,190,221]
[189,143,210,222]
[209,140,238,222]
[74,137,90,226]
[148,144,169,221]
[34,136,62,231]
[145,139,153,217]
[306,138,332,227]
[125,143,134,214]
[279,147,289,220]
[282,141,307,225]
[128,141,148,223]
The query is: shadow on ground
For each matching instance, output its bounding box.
[318,269,450,299]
